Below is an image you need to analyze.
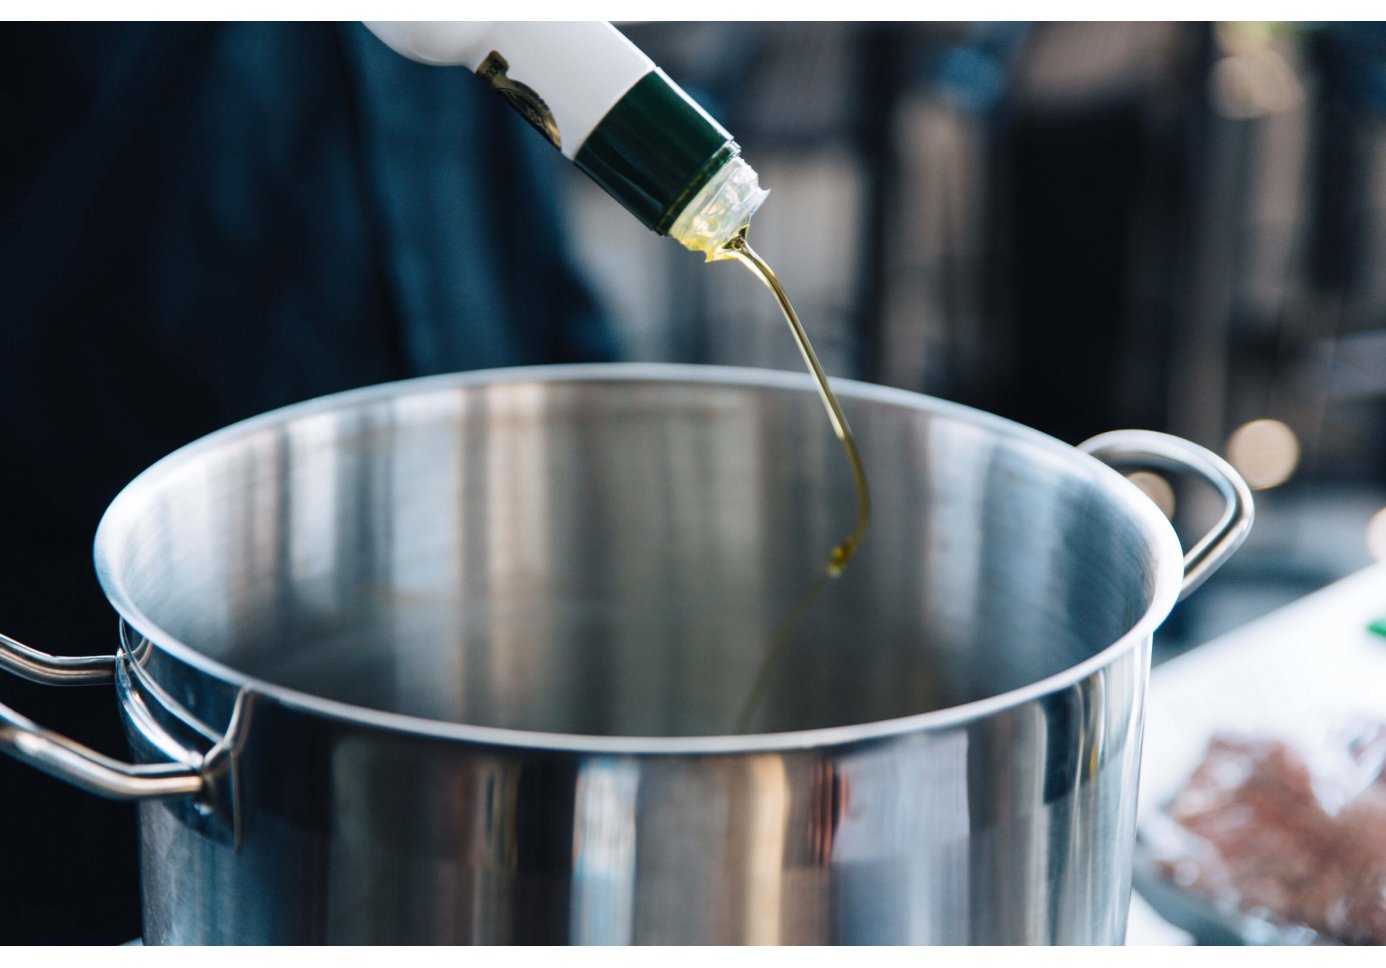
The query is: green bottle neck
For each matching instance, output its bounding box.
[574,69,739,236]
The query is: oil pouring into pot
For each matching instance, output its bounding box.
[711,230,873,732]
[0,22,1256,944]
[367,21,873,731]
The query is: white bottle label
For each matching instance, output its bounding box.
[364,21,653,160]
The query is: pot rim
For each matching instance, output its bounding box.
[94,362,1184,755]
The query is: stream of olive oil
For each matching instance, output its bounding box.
[712,229,871,733]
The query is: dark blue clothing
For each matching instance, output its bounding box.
[0,23,613,942]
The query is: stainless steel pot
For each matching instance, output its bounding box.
[0,364,1251,944]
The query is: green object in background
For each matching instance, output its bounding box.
[1368,618,1386,638]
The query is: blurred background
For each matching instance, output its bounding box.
[3,21,1386,943]
[579,21,1386,661]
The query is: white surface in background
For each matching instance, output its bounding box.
[1127,890,1194,945]
[1140,561,1386,820]
[1129,561,1386,943]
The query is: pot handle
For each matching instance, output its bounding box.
[0,632,204,801]
[1078,430,1254,601]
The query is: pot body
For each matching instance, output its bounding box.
[123,634,1148,944]
[92,364,1191,943]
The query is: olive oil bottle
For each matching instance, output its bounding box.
[365,21,769,254]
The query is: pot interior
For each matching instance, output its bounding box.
[99,369,1171,736]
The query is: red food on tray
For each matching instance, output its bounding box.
[1156,727,1386,945]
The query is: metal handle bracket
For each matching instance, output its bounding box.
[0,632,115,685]
[1079,429,1254,600]
[0,632,204,801]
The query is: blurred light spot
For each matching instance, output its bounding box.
[1367,508,1386,562]
[1214,21,1275,56]
[1127,471,1176,519]
[1227,419,1299,490]
[1210,47,1303,120]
